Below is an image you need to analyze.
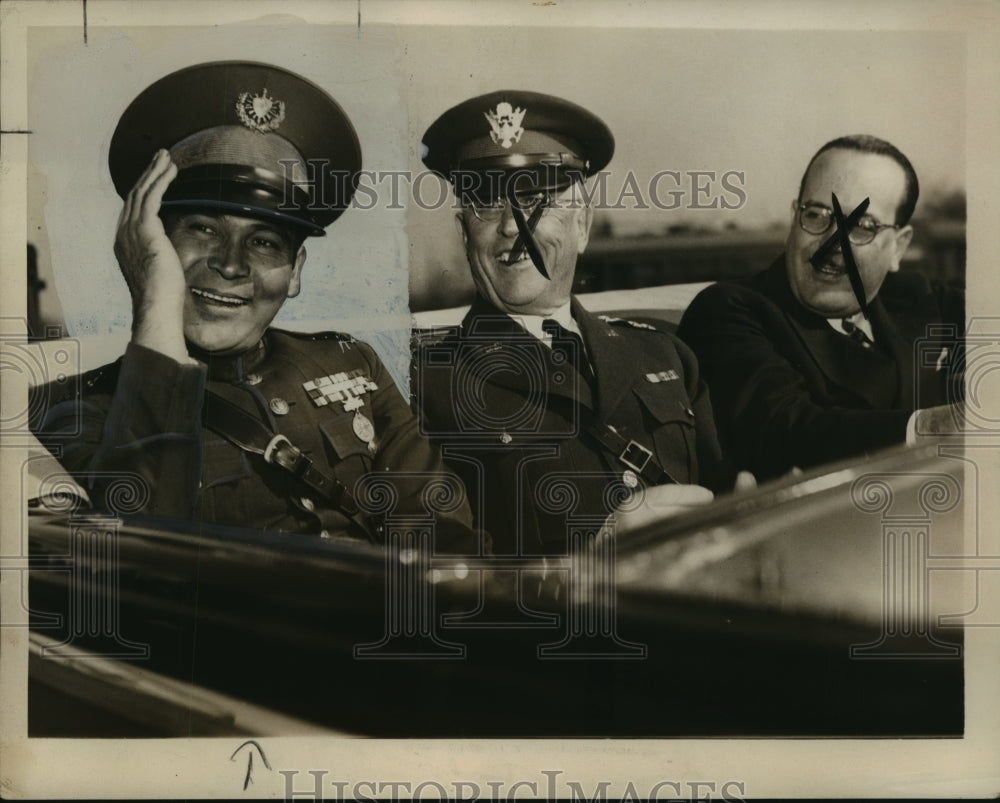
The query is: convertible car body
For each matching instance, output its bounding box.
[25,438,966,738]
[18,284,968,738]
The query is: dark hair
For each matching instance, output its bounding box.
[797,134,919,225]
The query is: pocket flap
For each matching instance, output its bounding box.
[319,412,373,459]
[632,382,695,425]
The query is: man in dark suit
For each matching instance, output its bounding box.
[32,62,477,552]
[414,91,729,554]
[678,134,964,481]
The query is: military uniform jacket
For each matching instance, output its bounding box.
[677,258,965,480]
[34,328,478,552]
[414,296,726,554]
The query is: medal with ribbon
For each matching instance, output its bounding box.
[303,370,379,453]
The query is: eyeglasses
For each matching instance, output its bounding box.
[464,192,549,222]
[796,202,899,245]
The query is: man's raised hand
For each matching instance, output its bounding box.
[113,149,192,363]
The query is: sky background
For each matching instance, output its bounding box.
[402,26,966,309]
[28,22,966,387]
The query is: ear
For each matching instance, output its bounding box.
[887,225,914,273]
[287,245,306,298]
[455,212,470,250]
[784,199,799,248]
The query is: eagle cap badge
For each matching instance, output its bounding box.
[236,88,286,133]
[485,102,526,149]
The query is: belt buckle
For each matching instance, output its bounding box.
[619,440,652,474]
[264,434,301,471]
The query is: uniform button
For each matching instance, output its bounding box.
[270,397,290,415]
[245,372,263,385]
[301,496,315,512]
[319,530,332,539]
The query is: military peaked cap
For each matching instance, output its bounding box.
[109,61,362,235]
[421,89,614,198]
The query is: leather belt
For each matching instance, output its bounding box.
[586,422,678,486]
[202,391,362,518]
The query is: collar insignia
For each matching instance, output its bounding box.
[236,88,285,133]
[484,102,526,149]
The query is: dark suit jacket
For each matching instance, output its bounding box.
[413,295,726,553]
[677,258,964,480]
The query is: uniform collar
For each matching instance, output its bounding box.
[188,335,269,384]
[510,302,580,343]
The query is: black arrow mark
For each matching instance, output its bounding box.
[230,740,272,791]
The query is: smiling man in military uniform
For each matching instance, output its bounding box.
[34,61,477,552]
[414,90,730,554]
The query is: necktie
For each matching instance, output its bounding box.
[841,318,874,349]
[542,319,595,384]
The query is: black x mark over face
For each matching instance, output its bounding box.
[812,193,872,318]
[507,185,551,279]
[785,148,914,320]
[460,182,593,317]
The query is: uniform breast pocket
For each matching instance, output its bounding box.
[631,382,697,484]
[318,412,374,486]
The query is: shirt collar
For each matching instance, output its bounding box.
[827,311,875,343]
[510,302,580,343]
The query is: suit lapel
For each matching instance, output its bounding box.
[763,262,899,410]
[868,298,914,408]
[871,274,950,409]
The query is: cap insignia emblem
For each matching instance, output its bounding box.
[485,102,526,149]
[236,88,285,133]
